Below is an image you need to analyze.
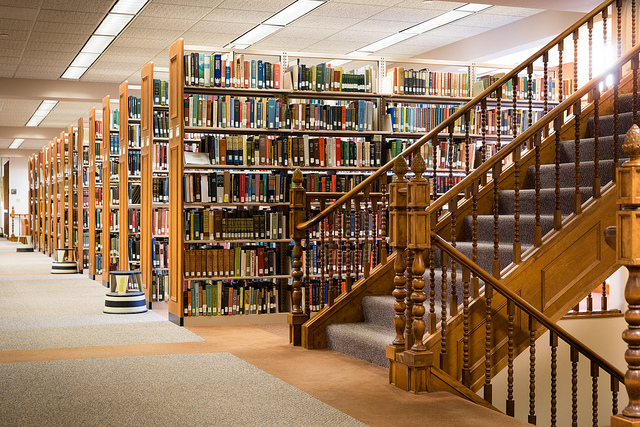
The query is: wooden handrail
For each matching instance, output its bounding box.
[296,0,617,232]
[430,231,625,382]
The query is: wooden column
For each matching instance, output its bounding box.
[613,124,640,427]
[395,153,434,393]
[387,156,409,386]
[288,169,309,346]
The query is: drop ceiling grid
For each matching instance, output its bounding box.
[0,99,42,126]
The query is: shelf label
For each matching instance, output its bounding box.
[175,125,180,138]
[169,128,173,139]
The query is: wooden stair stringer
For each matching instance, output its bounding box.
[422,183,619,392]
[301,253,396,349]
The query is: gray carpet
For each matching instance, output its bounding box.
[0,352,366,427]
[326,92,639,368]
[0,239,204,351]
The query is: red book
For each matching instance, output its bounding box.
[319,137,325,167]
[239,173,245,203]
[273,63,281,89]
[257,247,264,276]
[335,138,341,167]
[244,60,250,88]
[341,106,346,130]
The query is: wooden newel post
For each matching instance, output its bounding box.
[288,169,309,347]
[613,124,640,427]
[10,206,17,242]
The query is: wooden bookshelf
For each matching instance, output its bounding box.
[78,118,89,271]
[88,108,102,279]
[52,137,59,256]
[58,131,66,250]
[43,144,50,255]
[140,62,170,307]
[102,96,118,287]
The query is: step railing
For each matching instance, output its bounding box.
[289,0,631,332]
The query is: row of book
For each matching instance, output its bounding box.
[476,73,561,101]
[128,209,140,233]
[153,177,169,203]
[152,238,168,268]
[108,211,119,232]
[153,111,169,138]
[183,245,283,279]
[94,254,103,275]
[306,206,385,240]
[127,96,141,119]
[127,123,141,148]
[195,134,383,168]
[128,237,140,262]
[127,152,141,177]
[433,175,464,194]
[184,94,377,132]
[95,165,103,183]
[128,183,141,204]
[286,63,375,93]
[391,139,476,171]
[108,185,119,207]
[111,109,119,130]
[152,79,169,106]
[152,270,168,301]
[153,141,168,171]
[94,209,102,229]
[183,280,280,317]
[386,103,471,134]
[95,121,103,138]
[109,236,119,256]
[109,134,119,156]
[183,171,290,204]
[184,209,287,242]
[152,208,168,236]
[485,108,545,135]
[184,52,281,90]
[386,68,470,97]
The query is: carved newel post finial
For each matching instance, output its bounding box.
[393,156,408,181]
[292,168,304,186]
[614,123,640,425]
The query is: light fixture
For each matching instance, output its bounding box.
[61,0,149,79]
[264,0,325,26]
[95,13,134,36]
[456,3,492,12]
[403,10,473,35]
[81,35,115,54]
[8,139,25,149]
[25,100,59,127]
[232,24,282,47]
[357,32,416,53]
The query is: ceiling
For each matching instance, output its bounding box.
[0,0,597,154]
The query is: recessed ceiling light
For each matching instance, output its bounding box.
[9,139,25,149]
[456,3,492,12]
[264,0,325,26]
[111,0,148,14]
[61,66,88,79]
[232,24,282,47]
[81,35,115,54]
[95,13,134,36]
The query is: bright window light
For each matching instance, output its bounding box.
[70,52,100,68]
[94,13,134,36]
[403,10,473,35]
[61,66,88,79]
[232,24,282,46]
[456,3,493,12]
[9,139,25,149]
[357,32,416,53]
[111,0,148,14]
[81,35,114,54]
[264,0,325,26]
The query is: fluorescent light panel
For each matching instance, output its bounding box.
[61,66,87,79]
[233,24,282,47]
[357,32,415,53]
[81,35,114,54]
[70,52,100,68]
[25,100,58,127]
[95,13,134,36]
[111,0,148,14]
[264,0,325,26]
[456,3,492,12]
[403,10,472,35]
[9,139,25,149]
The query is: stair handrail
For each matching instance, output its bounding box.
[296,0,619,233]
[427,42,640,216]
[431,231,625,382]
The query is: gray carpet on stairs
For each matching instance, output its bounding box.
[326,92,639,369]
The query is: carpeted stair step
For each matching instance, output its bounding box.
[498,187,594,216]
[326,322,396,368]
[362,295,396,328]
[588,111,635,138]
[464,214,555,246]
[434,242,525,275]
[558,134,626,162]
[530,158,620,189]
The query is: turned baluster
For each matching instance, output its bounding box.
[462,266,471,388]
[527,64,533,141]
[305,205,311,314]
[345,200,352,293]
[554,116,563,230]
[589,18,593,83]
[404,246,415,350]
[559,40,564,104]
[512,76,518,139]
[432,136,439,200]
[364,197,371,278]
[574,101,582,214]
[572,347,579,426]
[338,206,344,296]
[543,52,549,138]
[613,376,620,415]
[593,87,601,198]
[533,131,542,246]
[465,110,471,177]
[481,99,488,186]
[288,168,309,346]
[408,153,429,353]
[513,145,521,264]
[614,69,620,179]
[612,124,640,424]
[592,361,599,427]
[587,292,594,312]
[634,56,639,126]
[448,124,454,186]
[573,28,579,95]
[471,179,479,297]
[380,184,388,264]
[372,193,379,267]
[328,211,336,307]
[602,281,608,311]
[551,332,558,427]
[496,86,502,149]
[320,199,326,309]
[440,253,449,367]
[506,300,515,416]
[389,157,408,348]
[429,240,436,334]
[529,317,537,424]
[492,162,501,278]
[484,283,493,403]
[354,199,361,281]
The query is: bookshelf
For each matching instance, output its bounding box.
[78,119,89,271]
[59,131,67,250]
[88,107,103,279]
[52,137,59,255]
[102,96,119,286]
[28,155,35,249]
[43,144,50,255]
[140,62,169,307]
[118,82,142,273]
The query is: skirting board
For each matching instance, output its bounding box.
[183,312,288,326]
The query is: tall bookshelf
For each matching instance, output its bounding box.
[78,119,89,271]
[141,62,170,307]
[28,155,35,249]
[102,96,119,286]
[52,137,59,255]
[118,82,142,273]
[43,143,50,255]
[57,132,66,250]
[88,108,103,279]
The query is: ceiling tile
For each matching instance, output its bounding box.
[117,27,184,42]
[13,68,65,79]
[0,98,41,126]
[40,0,112,13]
[0,18,35,31]
[346,19,415,33]
[37,10,103,25]
[392,0,462,10]
[273,26,338,41]
[34,21,95,34]
[0,0,41,8]
[313,2,388,19]
[138,3,212,20]
[252,36,318,51]
[324,29,395,44]
[0,6,39,21]
[216,0,293,13]
[188,20,253,35]
[370,7,445,23]
[201,8,271,24]
[301,40,365,54]
[486,6,542,17]
[0,42,27,57]
[28,31,88,44]
[152,0,225,6]
[24,41,80,53]
[19,52,75,65]
[288,15,362,30]
[127,16,195,32]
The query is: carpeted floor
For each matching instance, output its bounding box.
[0,353,365,427]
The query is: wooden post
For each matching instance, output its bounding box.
[9,206,17,242]
[386,157,409,386]
[395,152,434,393]
[288,169,309,346]
[612,124,640,427]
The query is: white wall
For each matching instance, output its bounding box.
[486,316,628,426]
[0,156,30,236]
